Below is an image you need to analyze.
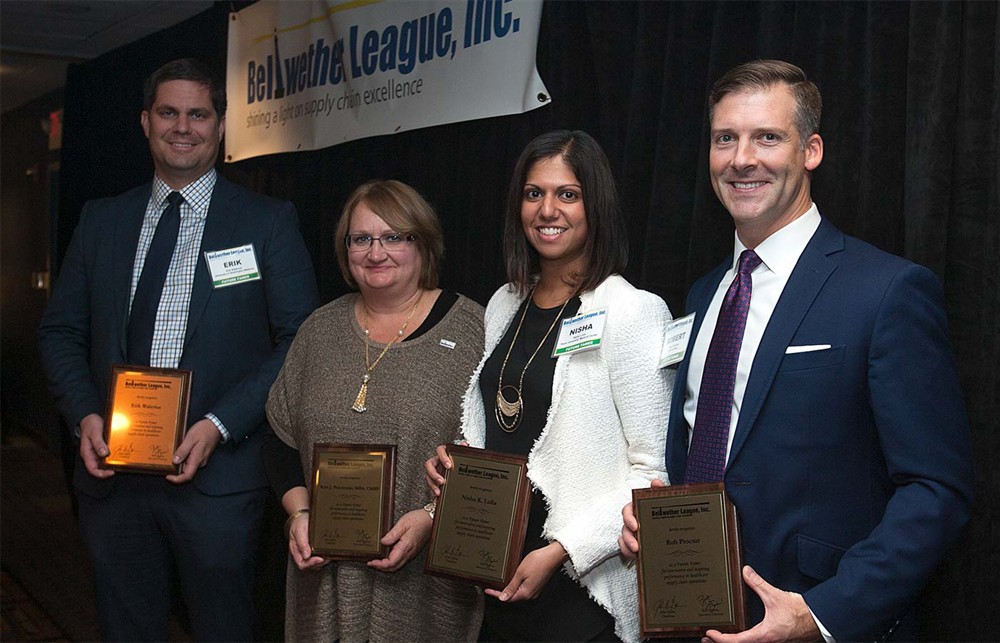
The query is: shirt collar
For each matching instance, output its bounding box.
[151,169,217,219]
[732,203,821,277]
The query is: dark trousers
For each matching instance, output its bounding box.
[77,474,266,642]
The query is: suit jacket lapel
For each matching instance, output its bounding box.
[667,261,729,483]
[184,177,240,347]
[112,185,152,358]
[727,218,844,465]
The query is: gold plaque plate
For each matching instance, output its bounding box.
[309,443,396,560]
[101,365,191,474]
[634,482,747,638]
[424,445,530,589]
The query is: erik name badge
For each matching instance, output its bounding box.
[204,244,260,288]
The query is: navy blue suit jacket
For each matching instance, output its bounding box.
[39,176,319,497]
[665,217,973,640]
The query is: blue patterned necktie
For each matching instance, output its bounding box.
[127,191,183,365]
[685,249,762,484]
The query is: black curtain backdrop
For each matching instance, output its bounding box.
[57,1,998,639]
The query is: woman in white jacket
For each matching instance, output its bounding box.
[426,130,673,642]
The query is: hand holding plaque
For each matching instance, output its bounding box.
[424,445,530,589]
[633,482,747,638]
[101,365,191,475]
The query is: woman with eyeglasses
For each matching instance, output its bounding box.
[264,180,484,641]
[425,131,673,642]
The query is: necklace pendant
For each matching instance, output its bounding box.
[352,379,369,413]
[495,400,522,432]
[356,292,422,414]
[496,386,523,432]
[496,386,522,418]
[493,290,571,434]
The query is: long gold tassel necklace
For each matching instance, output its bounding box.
[495,290,571,432]
[352,293,422,413]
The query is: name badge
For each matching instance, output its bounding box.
[659,313,695,367]
[553,309,607,357]
[204,244,261,288]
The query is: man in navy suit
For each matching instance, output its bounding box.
[38,58,319,641]
[620,60,973,641]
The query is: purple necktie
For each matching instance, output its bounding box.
[685,249,762,484]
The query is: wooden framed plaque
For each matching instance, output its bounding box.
[101,365,191,474]
[425,445,530,589]
[634,482,747,638]
[308,443,396,560]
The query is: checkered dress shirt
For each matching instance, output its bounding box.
[129,170,229,440]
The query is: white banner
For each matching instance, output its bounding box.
[225,0,551,162]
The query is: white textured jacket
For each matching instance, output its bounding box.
[460,275,673,642]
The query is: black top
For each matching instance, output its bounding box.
[262,290,460,498]
[478,296,617,642]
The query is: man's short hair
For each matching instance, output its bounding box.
[709,59,822,144]
[143,58,227,119]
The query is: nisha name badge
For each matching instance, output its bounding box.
[553,309,607,357]
[204,244,260,288]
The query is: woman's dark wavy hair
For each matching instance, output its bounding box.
[503,130,628,296]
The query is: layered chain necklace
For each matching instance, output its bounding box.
[352,293,422,413]
[494,291,571,432]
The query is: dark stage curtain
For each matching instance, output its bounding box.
[56,1,998,639]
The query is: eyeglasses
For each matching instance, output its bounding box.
[345,233,416,252]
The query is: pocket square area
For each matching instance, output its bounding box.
[785,344,833,354]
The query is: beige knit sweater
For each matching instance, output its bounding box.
[267,292,485,642]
